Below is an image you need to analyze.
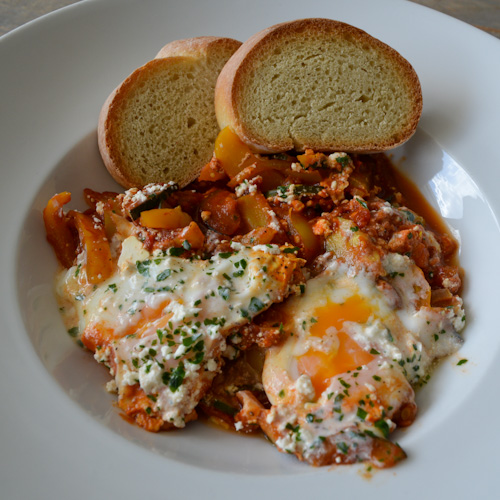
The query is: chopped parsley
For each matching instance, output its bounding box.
[156,269,172,281]
[248,297,265,314]
[336,155,350,168]
[218,286,231,301]
[374,419,390,438]
[136,260,151,277]
[169,247,184,257]
[336,442,349,454]
[169,362,186,392]
[357,407,368,420]
[67,327,79,337]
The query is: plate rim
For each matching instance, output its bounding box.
[1,0,500,498]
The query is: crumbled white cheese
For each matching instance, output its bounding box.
[252,244,281,254]
[106,379,118,393]
[327,152,349,168]
[95,201,105,215]
[267,209,281,232]
[206,359,218,372]
[130,190,147,204]
[161,345,173,359]
[235,178,259,198]
[165,301,201,324]
[94,345,110,364]
[266,409,276,424]
[280,184,298,204]
[174,344,187,359]
[275,433,297,453]
[295,374,316,401]
[223,344,238,360]
[121,365,139,386]
[138,362,162,394]
[351,319,403,362]
[143,182,176,196]
[230,241,246,251]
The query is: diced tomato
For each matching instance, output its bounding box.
[199,189,241,235]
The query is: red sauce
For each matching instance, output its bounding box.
[390,164,455,243]
[390,163,460,269]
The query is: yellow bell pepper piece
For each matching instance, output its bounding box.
[140,206,192,230]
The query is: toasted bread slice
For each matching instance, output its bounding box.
[215,18,422,154]
[98,37,241,188]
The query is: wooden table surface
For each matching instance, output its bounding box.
[1,0,499,39]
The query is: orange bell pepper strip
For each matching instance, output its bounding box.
[43,192,78,268]
[140,206,192,230]
[174,221,205,249]
[214,127,256,178]
[71,212,114,284]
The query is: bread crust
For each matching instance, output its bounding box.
[155,36,242,60]
[98,57,195,188]
[98,37,241,188]
[215,18,423,154]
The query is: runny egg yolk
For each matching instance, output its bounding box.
[296,295,375,396]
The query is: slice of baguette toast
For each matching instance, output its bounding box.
[98,37,241,188]
[215,18,422,154]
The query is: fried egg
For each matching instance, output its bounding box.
[238,222,465,467]
[56,236,304,430]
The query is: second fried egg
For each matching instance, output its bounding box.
[258,244,465,466]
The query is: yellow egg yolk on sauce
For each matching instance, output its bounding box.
[296,295,375,395]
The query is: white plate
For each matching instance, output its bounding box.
[1,0,499,498]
